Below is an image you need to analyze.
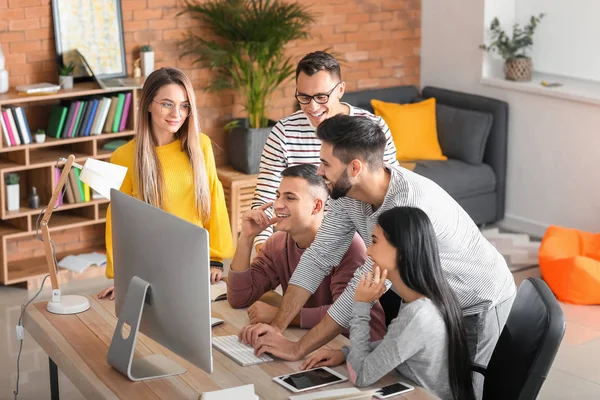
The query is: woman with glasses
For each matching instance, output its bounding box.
[98,67,234,299]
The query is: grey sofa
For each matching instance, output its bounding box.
[343,86,508,225]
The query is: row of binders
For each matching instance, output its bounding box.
[0,106,33,147]
[55,167,102,206]
[47,92,132,139]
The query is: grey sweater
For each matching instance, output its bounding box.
[344,299,451,400]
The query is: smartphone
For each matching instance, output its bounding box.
[374,382,415,399]
[272,366,348,393]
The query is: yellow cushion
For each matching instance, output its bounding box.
[371,98,447,161]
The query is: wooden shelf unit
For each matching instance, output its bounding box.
[0,83,138,286]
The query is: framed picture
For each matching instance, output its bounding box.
[52,0,127,80]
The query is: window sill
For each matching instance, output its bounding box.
[481,72,600,107]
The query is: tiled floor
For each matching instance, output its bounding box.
[1,267,599,399]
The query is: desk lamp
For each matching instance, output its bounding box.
[41,155,127,315]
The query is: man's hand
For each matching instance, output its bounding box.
[210,267,223,284]
[248,301,278,324]
[97,286,115,300]
[239,323,280,346]
[241,202,280,238]
[253,329,302,361]
[354,266,387,303]
[300,349,345,370]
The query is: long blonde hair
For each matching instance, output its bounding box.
[134,67,210,222]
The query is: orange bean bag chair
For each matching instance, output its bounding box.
[539,225,600,305]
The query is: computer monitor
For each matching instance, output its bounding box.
[107,189,213,381]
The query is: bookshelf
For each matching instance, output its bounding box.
[0,83,138,286]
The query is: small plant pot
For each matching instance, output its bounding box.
[504,58,533,82]
[59,75,74,89]
[228,118,276,174]
[141,51,155,77]
[6,183,19,211]
[35,133,46,143]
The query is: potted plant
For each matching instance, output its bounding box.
[179,0,315,174]
[5,172,20,211]
[140,44,154,77]
[481,13,545,82]
[58,62,75,89]
[34,128,46,143]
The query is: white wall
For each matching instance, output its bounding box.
[516,0,600,82]
[421,0,600,237]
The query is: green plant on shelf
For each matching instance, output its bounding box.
[59,62,75,76]
[140,44,153,52]
[5,173,19,185]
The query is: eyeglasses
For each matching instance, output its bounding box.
[295,82,342,105]
[153,100,192,117]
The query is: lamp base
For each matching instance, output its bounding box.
[47,295,91,315]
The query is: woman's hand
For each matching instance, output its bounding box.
[354,266,387,303]
[97,286,115,300]
[210,267,223,284]
[300,349,345,370]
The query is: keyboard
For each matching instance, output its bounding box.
[212,335,274,367]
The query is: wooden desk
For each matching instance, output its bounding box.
[216,166,258,247]
[23,296,436,399]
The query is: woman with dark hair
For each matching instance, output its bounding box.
[302,206,475,400]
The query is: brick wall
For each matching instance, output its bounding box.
[0,0,420,258]
[1,0,421,163]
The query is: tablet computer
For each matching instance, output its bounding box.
[272,367,348,393]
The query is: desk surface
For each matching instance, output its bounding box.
[24,296,436,399]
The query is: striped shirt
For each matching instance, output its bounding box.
[288,164,516,328]
[251,105,399,246]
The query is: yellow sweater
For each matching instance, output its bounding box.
[104,133,234,279]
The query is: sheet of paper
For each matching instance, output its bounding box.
[200,384,256,400]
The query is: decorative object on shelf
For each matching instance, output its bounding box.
[16,83,61,95]
[179,0,315,174]
[0,45,8,94]
[5,173,19,211]
[41,155,127,314]
[52,0,127,81]
[140,44,154,77]
[35,129,46,143]
[133,58,142,78]
[58,62,75,89]
[481,13,545,82]
[28,186,40,209]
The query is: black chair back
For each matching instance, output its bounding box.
[482,278,565,400]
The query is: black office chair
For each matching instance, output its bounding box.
[473,278,566,400]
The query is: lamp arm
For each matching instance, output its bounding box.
[40,154,76,292]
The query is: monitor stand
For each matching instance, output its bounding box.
[107,276,186,381]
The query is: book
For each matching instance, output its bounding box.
[118,92,132,132]
[75,101,90,137]
[14,107,31,144]
[58,252,106,273]
[210,281,227,302]
[15,82,61,94]
[0,110,12,146]
[70,101,86,138]
[73,167,85,202]
[47,105,68,139]
[112,93,126,133]
[103,96,119,133]
[68,169,81,203]
[5,108,21,145]
[83,98,99,137]
[64,168,75,204]
[62,101,78,138]
[92,97,112,135]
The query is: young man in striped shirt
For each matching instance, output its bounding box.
[251,51,398,251]
[240,115,516,383]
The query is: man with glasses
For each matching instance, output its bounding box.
[251,51,399,250]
